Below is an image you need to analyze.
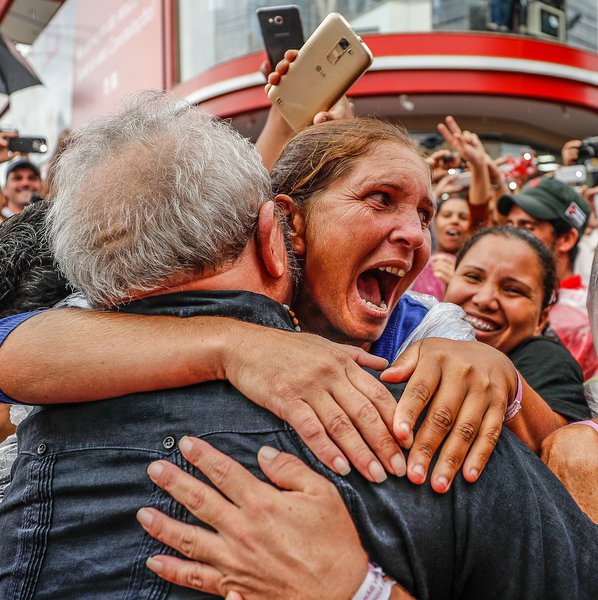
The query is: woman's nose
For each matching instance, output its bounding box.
[472,284,499,311]
[388,214,425,250]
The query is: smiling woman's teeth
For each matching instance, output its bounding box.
[464,315,499,332]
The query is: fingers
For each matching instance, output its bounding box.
[277,396,352,476]
[444,115,462,136]
[313,111,333,125]
[282,388,391,483]
[331,342,388,370]
[461,405,503,483]
[342,363,406,477]
[427,401,485,492]
[257,445,336,495]
[176,436,270,507]
[145,553,223,595]
[137,506,223,568]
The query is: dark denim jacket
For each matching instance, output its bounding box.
[0,291,596,599]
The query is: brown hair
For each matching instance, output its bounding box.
[271,117,424,212]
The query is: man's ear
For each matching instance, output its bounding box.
[554,229,579,255]
[535,307,550,336]
[256,201,286,278]
[275,193,307,256]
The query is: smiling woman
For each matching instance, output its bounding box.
[445,226,591,422]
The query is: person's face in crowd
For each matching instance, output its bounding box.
[434,198,471,254]
[292,142,434,346]
[444,234,548,354]
[505,205,556,247]
[3,168,42,211]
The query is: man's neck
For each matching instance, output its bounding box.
[134,239,292,306]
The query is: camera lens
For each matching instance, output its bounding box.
[274,15,284,25]
[339,37,349,50]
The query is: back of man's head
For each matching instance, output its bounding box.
[47,91,272,308]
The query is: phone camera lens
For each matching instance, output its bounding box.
[274,15,284,25]
[339,37,349,50]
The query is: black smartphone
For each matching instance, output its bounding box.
[8,136,47,153]
[257,5,304,68]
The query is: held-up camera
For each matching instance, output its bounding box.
[578,136,598,163]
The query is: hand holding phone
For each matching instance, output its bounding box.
[8,136,47,154]
[267,13,372,131]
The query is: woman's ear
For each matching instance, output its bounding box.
[535,307,550,336]
[275,193,307,255]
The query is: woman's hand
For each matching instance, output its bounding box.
[224,325,406,484]
[137,437,369,599]
[382,339,517,492]
[438,116,486,168]
[430,254,456,286]
[266,50,355,126]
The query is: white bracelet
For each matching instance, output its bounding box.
[504,371,523,423]
[352,563,395,600]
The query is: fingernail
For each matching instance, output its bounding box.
[332,456,351,476]
[390,453,407,477]
[411,463,426,482]
[137,508,154,527]
[395,421,411,439]
[435,475,449,492]
[259,446,280,462]
[469,468,479,480]
[179,436,193,454]
[147,461,164,479]
[369,460,387,483]
[147,556,164,573]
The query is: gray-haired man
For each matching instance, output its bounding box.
[0,92,595,600]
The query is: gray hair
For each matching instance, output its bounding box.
[47,90,272,308]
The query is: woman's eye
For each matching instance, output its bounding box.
[367,191,392,206]
[463,273,481,282]
[504,287,524,296]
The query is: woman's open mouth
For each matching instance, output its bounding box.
[356,265,406,314]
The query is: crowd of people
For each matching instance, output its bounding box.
[0,40,596,600]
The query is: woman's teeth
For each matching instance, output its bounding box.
[377,266,406,277]
[465,315,499,332]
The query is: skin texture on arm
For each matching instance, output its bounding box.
[137,437,415,599]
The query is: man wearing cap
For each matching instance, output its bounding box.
[0,159,42,222]
[497,176,598,381]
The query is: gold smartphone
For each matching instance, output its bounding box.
[267,12,373,131]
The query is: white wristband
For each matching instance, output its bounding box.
[504,371,523,423]
[352,563,395,600]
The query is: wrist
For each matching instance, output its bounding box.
[504,371,523,423]
[351,563,396,600]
